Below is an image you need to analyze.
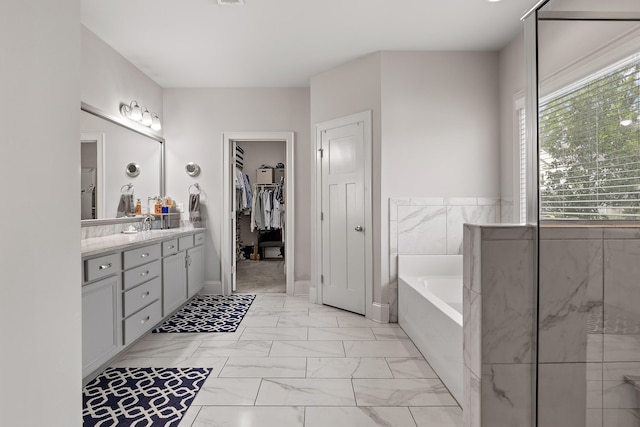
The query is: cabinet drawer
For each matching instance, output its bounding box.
[123,277,161,318]
[85,253,121,282]
[124,244,161,269]
[123,259,161,291]
[179,235,194,251]
[123,300,161,346]
[162,239,178,256]
[194,232,205,246]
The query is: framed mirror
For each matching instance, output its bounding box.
[80,102,165,222]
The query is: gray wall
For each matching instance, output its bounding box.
[311,51,502,312]
[162,88,311,288]
[81,26,164,132]
[1,1,82,425]
[310,52,384,303]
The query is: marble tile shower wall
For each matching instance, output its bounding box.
[538,226,640,427]
[463,225,536,427]
[460,225,640,427]
[388,197,503,322]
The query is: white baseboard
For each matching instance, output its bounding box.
[294,280,311,295]
[371,302,390,323]
[309,286,317,303]
[203,280,222,294]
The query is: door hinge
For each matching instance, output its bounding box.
[320,274,324,284]
[318,148,324,158]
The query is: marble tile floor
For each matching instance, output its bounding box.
[111,293,462,427]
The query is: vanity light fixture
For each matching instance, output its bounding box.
[120,100,162,131]
[151,114,162,131]
[141,107,153,127]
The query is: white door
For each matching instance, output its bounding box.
[320,121,366,314]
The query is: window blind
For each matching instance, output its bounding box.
[518,107,527,223]
[539,54,640,220]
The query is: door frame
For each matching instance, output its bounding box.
[81,132,106,219]
[313,111,373,318]
[222,132,295,295]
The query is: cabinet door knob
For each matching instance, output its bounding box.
[141,291,150,299]
[140,316,150,324]
[140,270,149,277]
[99,263,112,270]
[355,226,364,232]
[141,253,149,258]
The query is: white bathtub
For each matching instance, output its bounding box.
[398,254,463,405]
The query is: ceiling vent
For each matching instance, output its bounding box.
[217,0,244,5]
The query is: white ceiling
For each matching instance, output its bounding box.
[81,0,537,88]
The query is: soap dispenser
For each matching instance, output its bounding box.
[135,199,141,215]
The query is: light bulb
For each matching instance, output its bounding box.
[130,102,142,121]
[141,109,152,126]
[151,115,162,131]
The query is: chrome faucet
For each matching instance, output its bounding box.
[141,215,153,232]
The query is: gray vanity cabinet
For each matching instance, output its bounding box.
[187,233,205,298]
[162,249,187,316]
[82,273,121,378]
[122,244,162,345]
[82,229,205,382]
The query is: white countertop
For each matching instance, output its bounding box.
[81,227,206,257]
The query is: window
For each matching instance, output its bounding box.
[518,106,527,223]
[539,54,640,220]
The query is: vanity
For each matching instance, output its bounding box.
[81,228,205,381]
[79,101,207,382]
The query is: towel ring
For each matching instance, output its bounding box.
[120,183,134,194]
[189,183,201,195]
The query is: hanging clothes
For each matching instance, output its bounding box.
[250,184,284,232]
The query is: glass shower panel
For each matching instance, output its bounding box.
[536,3,640,426]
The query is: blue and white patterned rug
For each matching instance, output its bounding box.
[153,294,256,333]
[83,367,211,426]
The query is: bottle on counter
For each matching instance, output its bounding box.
[135,198,141,215]
[154,197,162,215]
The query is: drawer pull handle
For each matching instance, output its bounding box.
[141,253,149,258]
[99,263,112,270]
[141,291,150,299]
[140,270,150,277]
[167,245,175,250]
[140,315,150,324]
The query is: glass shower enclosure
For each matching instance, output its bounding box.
[525,1,640,426]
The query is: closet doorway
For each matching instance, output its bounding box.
[222,132,295,296]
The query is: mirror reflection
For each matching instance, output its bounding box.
[80,108,163,220]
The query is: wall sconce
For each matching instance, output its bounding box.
[120,100,162,131]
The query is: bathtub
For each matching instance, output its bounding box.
[398,254,463,405]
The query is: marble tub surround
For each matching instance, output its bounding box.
[388,197,502,322]
[462,224,536,427]
[538,225,640,427]
[81,226,206,257]
[111,293,463,427]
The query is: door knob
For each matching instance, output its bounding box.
[355,226,363,232]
